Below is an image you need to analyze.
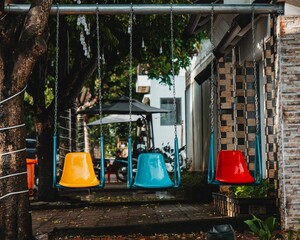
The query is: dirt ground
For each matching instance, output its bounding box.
[51,231,258,239]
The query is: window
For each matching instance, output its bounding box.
[160,98,182,126]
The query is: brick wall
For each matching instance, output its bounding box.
[216,56,256,172]
[276,16,300,230]
[211,15,300,230]
[262,15,279,200]
[216,30,279,199]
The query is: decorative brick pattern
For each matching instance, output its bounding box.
[262,16,279,200]
[213,193,277,217]
[216,57,257,171]
[213,14,300,230]
[236,64,246,153]
[244,61,256,169]
[217,56,235,151]
[276,16,300,230]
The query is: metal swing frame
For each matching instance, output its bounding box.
[13,2,277,187]
[3,3,282,15]
[126,5,180,189]
[207,6,262,186]
[52,7,105,189]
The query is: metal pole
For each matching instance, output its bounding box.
[4,4,283,15]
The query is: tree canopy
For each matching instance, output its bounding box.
[24,0,202,201]
[0,0,202,238]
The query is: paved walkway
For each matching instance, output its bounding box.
[31,183,245,239]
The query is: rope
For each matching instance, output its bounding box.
[59,136,73,141]
[0,171,27,180]
[0,123,25,131]
[0,85,27,105]
[0,172,29,202]
[0,148,26,157]
[0,18,29,200]
[59,126,71,131]
[0,190,29,200]
[59,146,72,152]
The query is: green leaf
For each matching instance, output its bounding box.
[264,216,276,234]
[244,219,260,235]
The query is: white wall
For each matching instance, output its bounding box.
[149,70,186,150]
[224,0,253,3]
[284,3,300,15]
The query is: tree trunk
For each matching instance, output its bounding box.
[0,0,52,238]
[0,94,33,239]
[28,16,97,200]
[34,111,58,201]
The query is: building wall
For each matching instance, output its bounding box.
[214,13,300,230]
[185,4,300,231]
[262,17,279,199]
[215,14,281,199]
[150,72,186,150]
[276,15,300,230]
[185,77,211,171]
[216,56,258,173]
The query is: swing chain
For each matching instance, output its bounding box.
[252,5,259,134]
[170,4,177,137]
[232,48,238,150]
[129,3,133,137]
[54,3,59,135]
[210,4,215,133]
[96,4,103,136]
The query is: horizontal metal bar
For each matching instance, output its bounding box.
[4,4,283,15]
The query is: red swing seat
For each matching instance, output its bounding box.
[215,150,255,184]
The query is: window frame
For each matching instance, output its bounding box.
[160,97,182,126]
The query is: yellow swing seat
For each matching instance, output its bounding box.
[59,152,100,188]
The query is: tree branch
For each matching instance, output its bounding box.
[12,0,52,88]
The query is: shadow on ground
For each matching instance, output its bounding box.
[31,183,250,240]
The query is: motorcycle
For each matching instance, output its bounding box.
[160,143,188,173]
[93,158,111,177]
[111,157,138,182]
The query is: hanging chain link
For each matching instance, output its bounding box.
[170,4,177,137]
[96,5,103,136]
[54,4,59,135]
[232,48,238,150]
[244,67,249,161]
[252,5,259,134]
[210,4,215,133]
[129,3,133,137]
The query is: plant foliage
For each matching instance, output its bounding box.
[229,179,273,198]
[244,215,279,240]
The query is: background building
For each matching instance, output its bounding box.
[136,66,186,151]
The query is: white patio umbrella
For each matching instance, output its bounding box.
[87,114,141,126]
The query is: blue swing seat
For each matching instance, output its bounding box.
[133,153,174,188]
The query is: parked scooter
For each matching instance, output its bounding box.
[160,143,188,173]
[112,135,148,182]
[111,157,138,182]
[161,142,173,162]
[93,158,111,177]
